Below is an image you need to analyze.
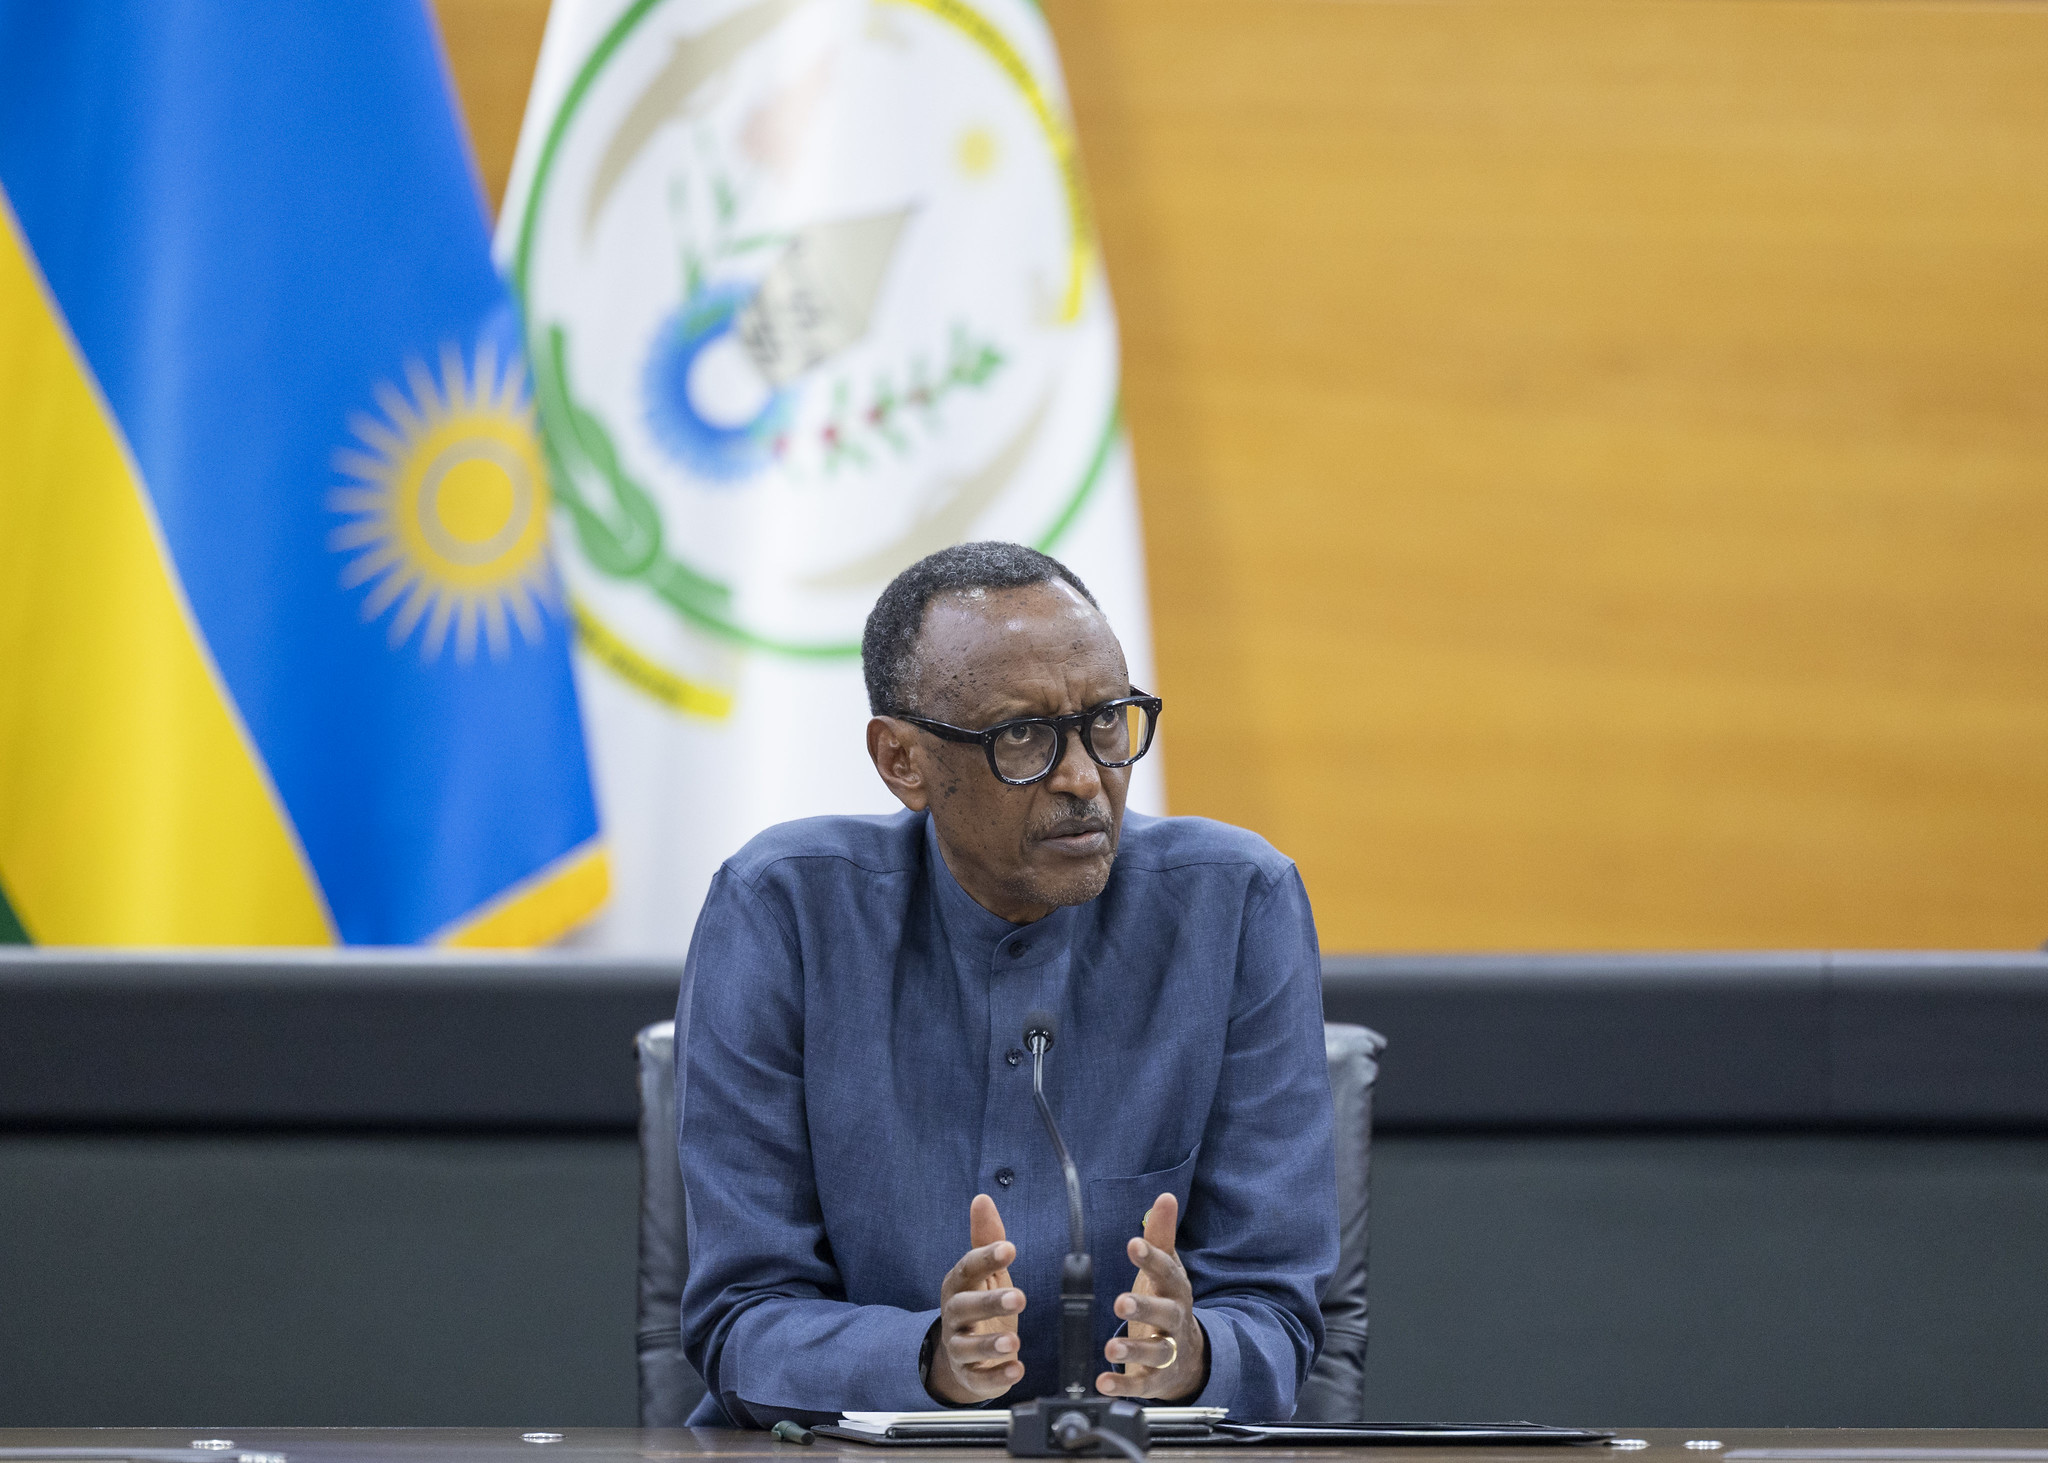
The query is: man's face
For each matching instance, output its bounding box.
[867,580,1133,924]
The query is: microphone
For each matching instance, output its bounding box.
[1022,1011,1090,1398]
[1007,1012,1149,1459]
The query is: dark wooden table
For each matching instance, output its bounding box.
[5,1430,2048,1463]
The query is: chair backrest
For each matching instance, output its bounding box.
[635,1020,703,1427]
[634,1019,1384,1425]
[1296,1022,1384,1421]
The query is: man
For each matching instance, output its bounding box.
[676,542,1337,1426]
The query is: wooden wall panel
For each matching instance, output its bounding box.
[430,0,550,215]
[441,0,2048,950]
[1044,0,2048,950]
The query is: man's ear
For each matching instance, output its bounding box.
[867,716,929,811]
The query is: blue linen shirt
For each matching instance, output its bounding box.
[675,807,1338,1426]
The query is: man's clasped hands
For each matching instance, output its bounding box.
[928,1191,1208,1405]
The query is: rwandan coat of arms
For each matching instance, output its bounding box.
[510,0,1123,712]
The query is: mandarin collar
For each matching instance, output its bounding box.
[923,813,1075,970]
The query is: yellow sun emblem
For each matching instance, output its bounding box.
[329,341,555,661]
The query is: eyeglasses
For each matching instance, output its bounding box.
[899,690,1163,787]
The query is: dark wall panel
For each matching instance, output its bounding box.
[12,950,2048,1130]
[1323,951,2048,1128]
[0,1134,639,1427]
[7,1131,2048,1428]
[6,953,2047,1427]
[1366,1134,2048,1427]
[0,952,678,1128]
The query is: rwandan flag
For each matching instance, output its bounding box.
[0,2,605,945]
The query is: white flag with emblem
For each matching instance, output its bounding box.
[496,0,1162,949]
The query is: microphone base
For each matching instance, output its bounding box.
[1006,1397,1149,1457]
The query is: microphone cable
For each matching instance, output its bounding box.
[1026,1017,1086,1256]
[1032,1032,1081,1245]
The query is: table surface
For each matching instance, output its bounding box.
[5,1429,2048,1463]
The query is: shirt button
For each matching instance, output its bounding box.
[995,1167,1015,1187]
[1006,1049,1023,1067]
[1009,942,1028,959]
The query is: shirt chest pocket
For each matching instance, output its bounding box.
[1086,1143,1201,1271]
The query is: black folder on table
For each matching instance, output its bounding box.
[1206,1422,1614,1445]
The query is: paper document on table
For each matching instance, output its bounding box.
[835,1408,1227,1437]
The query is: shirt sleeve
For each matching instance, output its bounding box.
[1184,864,1340,1420]
[676,866,941,1423]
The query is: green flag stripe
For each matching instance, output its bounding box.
[0,876,29,944]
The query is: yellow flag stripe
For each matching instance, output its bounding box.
[438,840,608,949]
[0,196,334,945]
[572,602,734,720]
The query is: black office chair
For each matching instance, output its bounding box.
[635,1019,1384,1425]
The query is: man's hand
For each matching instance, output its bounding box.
[1097,1191,1207,1401]
[927,1193,1027,1404]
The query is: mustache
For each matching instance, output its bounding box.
[1033,796,1113,840]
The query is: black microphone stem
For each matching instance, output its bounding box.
[1010,1016,1146,1449]
[1032,1045,1087,1257]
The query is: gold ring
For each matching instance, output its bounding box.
[1160,1335,1178,1369]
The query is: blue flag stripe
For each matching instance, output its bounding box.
[0,0,601,944]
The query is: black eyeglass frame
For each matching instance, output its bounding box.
[897,690,1164,787]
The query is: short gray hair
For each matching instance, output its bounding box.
[860,542,1099,715]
